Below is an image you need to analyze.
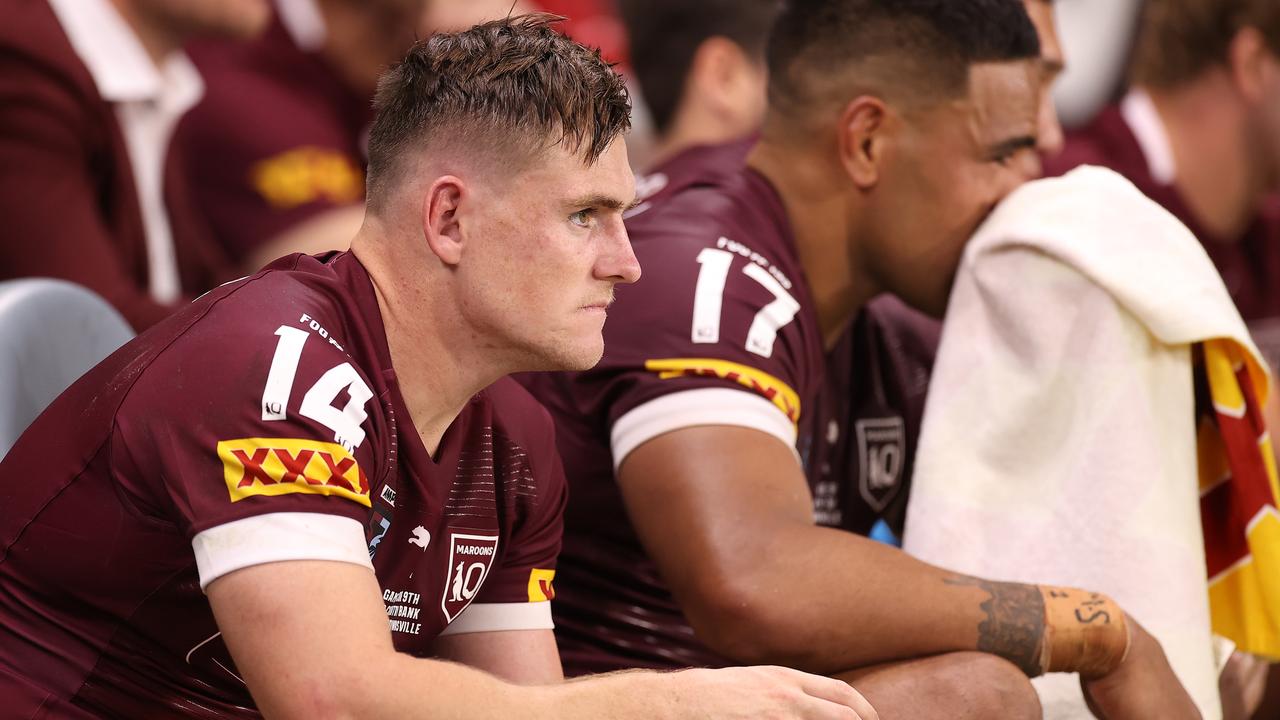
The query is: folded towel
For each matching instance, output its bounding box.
[903,166,1280,719]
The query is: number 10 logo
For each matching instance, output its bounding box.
[442,532,500,622]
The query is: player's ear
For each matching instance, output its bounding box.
[1228,26,1272,104]
[837,96,889,189]
[421,176,465,266]
[693,37,753,123]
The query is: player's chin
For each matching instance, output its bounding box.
[565,339,606,371]
[524,333,605,373]
[556,335,606,372]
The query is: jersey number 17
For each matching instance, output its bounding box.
[692,246,801,358]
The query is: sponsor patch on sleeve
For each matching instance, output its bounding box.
[527,568,556,602]
[643,358,801,423]
[250,147,363,208]
[217,438,371,507]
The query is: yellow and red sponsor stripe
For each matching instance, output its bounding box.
[250,146,363,208]
[643,358,801,424]
[1199,339,1280,657]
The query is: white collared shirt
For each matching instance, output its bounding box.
[1120,88,1178,186]
[275,0,328,51]
[47,0,204,303]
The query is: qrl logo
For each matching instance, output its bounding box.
[855,417,905,513]
[442,532,499,622]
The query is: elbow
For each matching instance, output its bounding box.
[681,571,822,669]
[255,675,365,720]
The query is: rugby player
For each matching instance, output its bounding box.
[0,16,875,720]
[1045,0,1280,329]
[611,0,1062,547]
[521,0,1199,717]
[619,0,777,176]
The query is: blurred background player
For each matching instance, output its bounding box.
[0,16,876,720]
[618,0,775,177]
[1044,0,1280,347]
[0,0,269,330]
[175,0,532,275]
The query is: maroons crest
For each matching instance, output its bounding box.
[442,532,500,622]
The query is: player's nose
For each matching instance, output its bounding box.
[1036,94,1065,159]
[597,221,641,285]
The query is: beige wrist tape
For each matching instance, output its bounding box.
[1038,586,1131,678]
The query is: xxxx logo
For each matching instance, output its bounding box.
[644,358,801,423]
[527,568,556,602]
[217,438,370,506]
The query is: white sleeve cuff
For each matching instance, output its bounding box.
[438,602,554,636]
[610,388,798,470]
[193,512,374,591]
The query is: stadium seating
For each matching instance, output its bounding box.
[0,279,132,459]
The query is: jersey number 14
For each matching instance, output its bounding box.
[261,324,373,453]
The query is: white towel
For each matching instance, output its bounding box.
[902,165,1263,719]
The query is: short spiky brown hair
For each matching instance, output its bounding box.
[365,14,631,212]
[1132,0,1280,88]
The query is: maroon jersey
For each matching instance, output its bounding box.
[628,138,758,215]
[0,252,564,718]
[1044,99,1280,329]
[177,16,372,263]
[519,144,937,674]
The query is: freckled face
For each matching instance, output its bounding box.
[453,141,642,371]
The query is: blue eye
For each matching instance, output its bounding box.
[570,209,593,228]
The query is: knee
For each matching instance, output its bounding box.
[948,652,1042,720]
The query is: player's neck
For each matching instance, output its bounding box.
[1148,80,1265,241]
[747,141,879,348]
[110,0,182,65]
[644,112,749,172]
[351,235,506,457]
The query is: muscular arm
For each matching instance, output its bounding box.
[209,559,874,719]
[429,630,564,685]
[209,560,525,719]
[620,424,1200,718]
[619,424,1062,674]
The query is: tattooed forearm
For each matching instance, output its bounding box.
[943,575,1045,677]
